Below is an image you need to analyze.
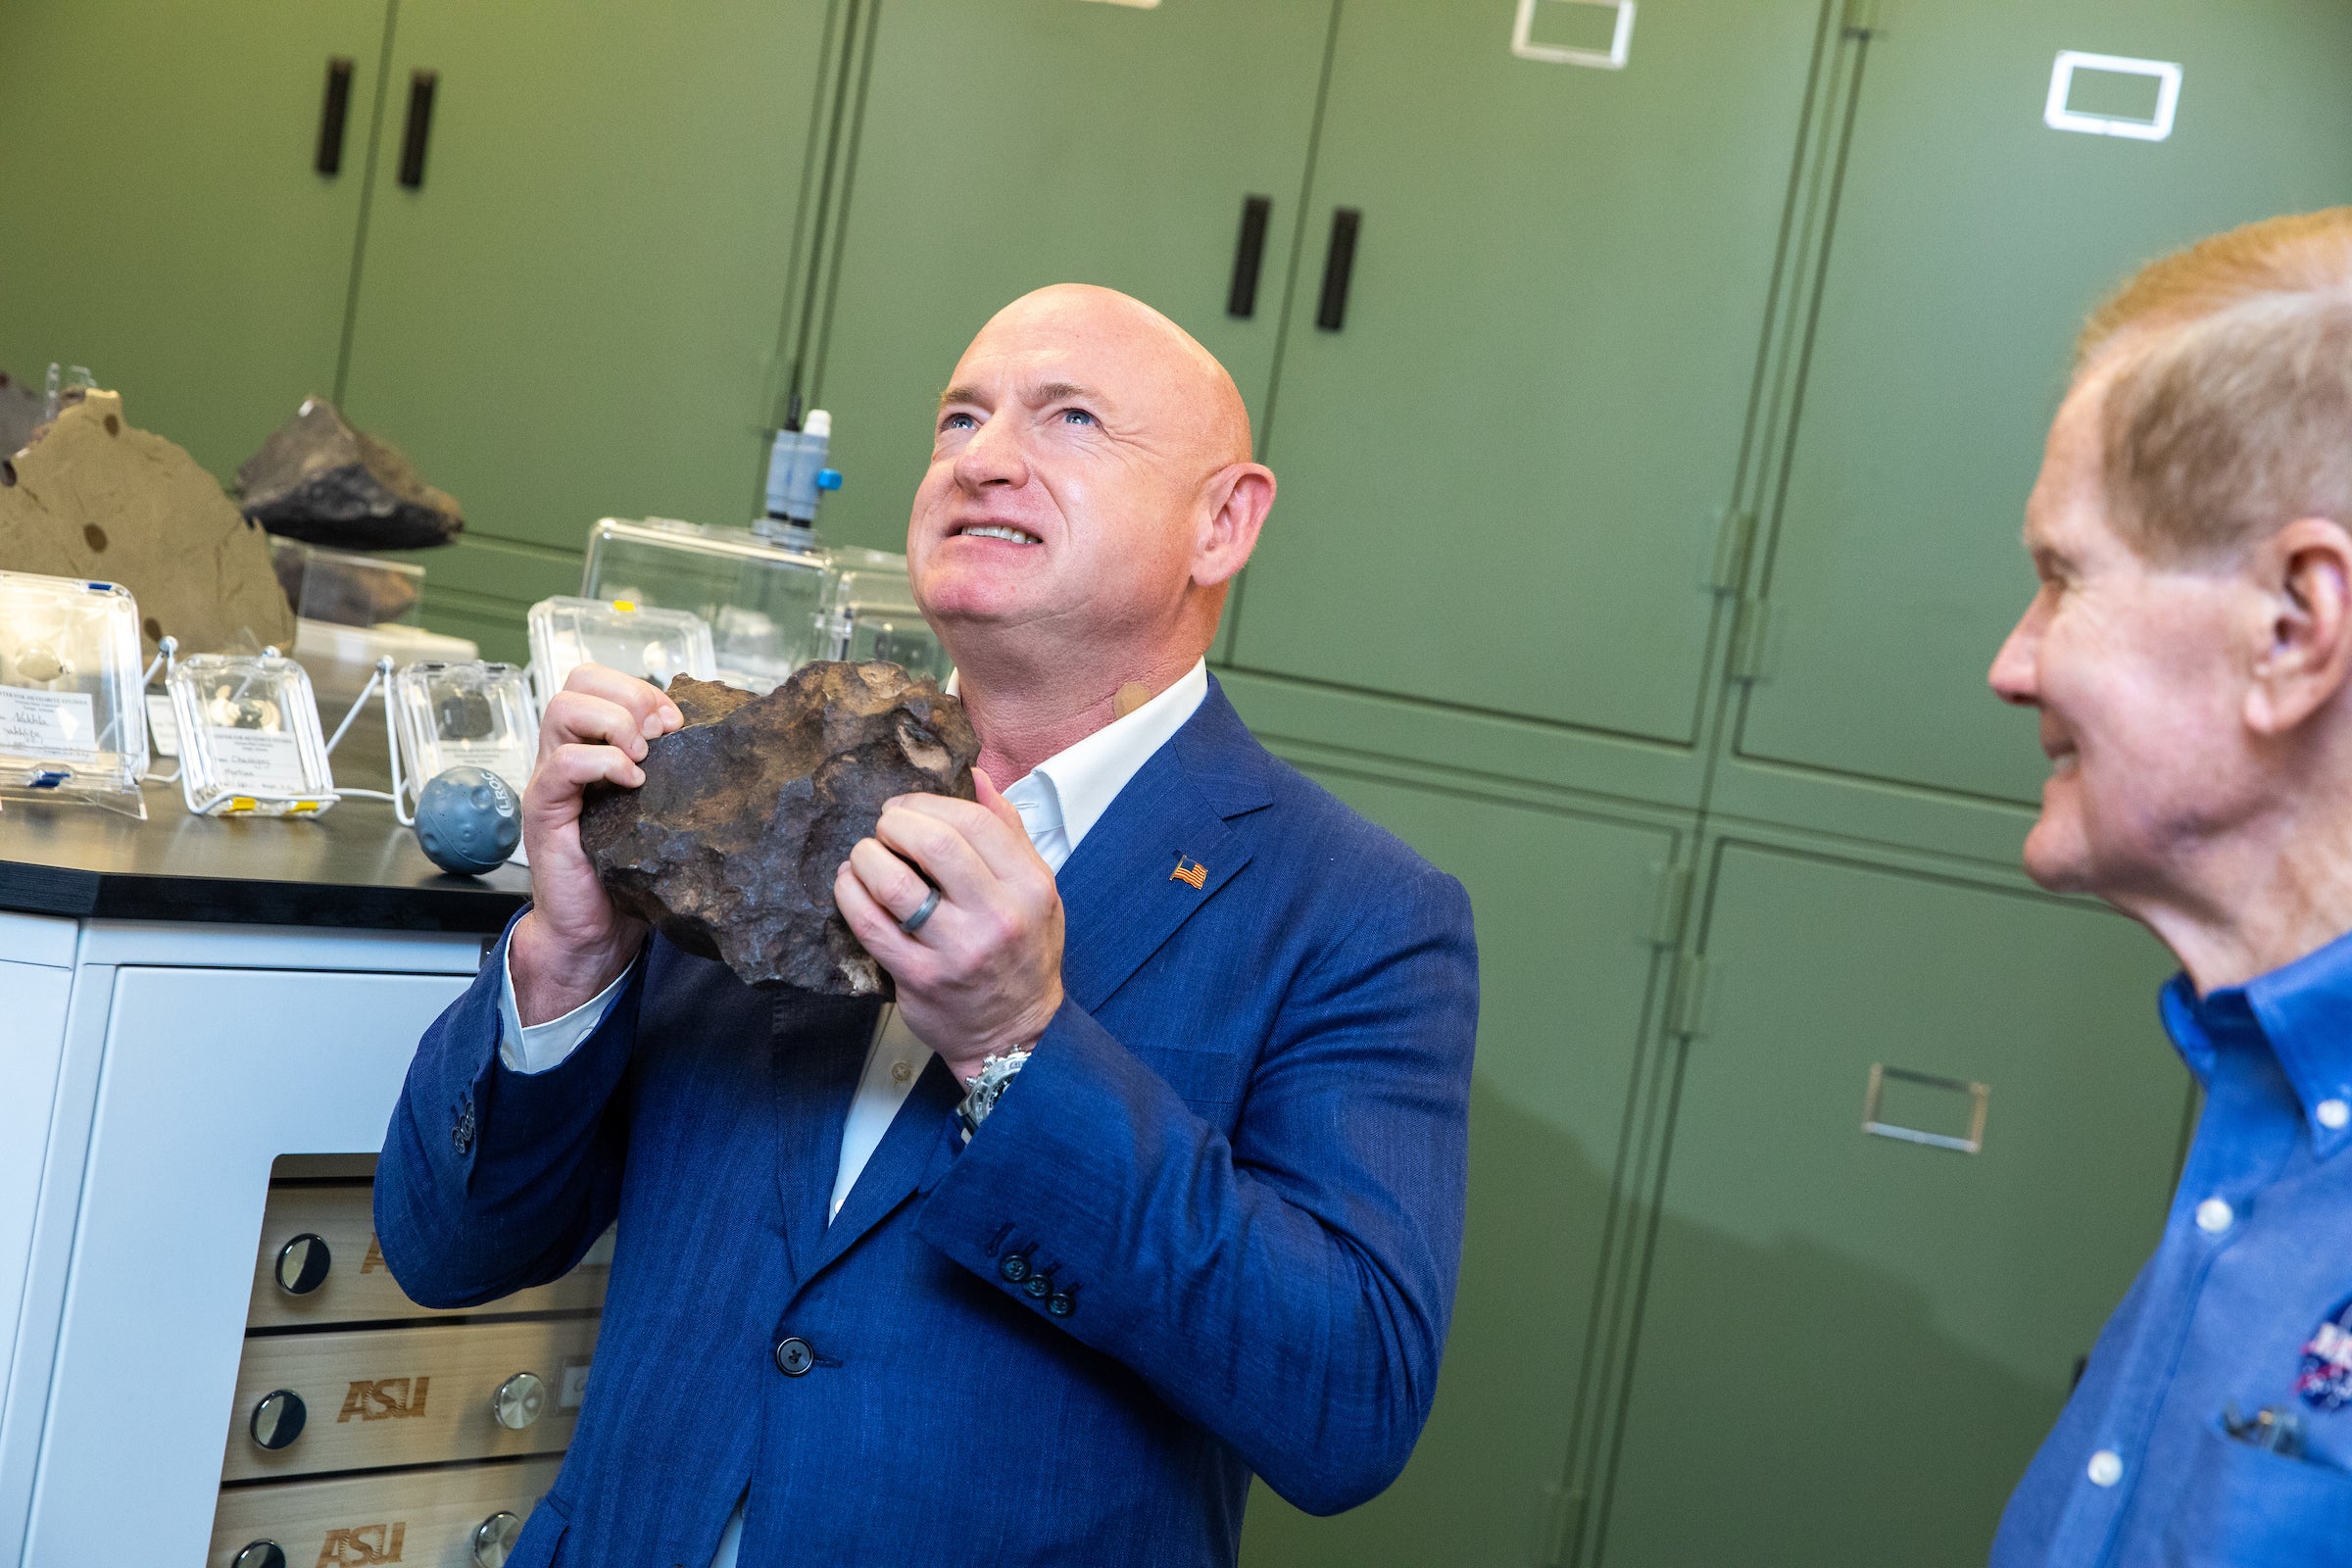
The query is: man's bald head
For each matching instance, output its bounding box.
[906,284,1275,715]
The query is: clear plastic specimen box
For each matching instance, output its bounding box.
[0,569,149,810]
[811,547,951,681]
[526,596,716,709]
[270,536,426,628]
[169,652,339,817]
[580,516,824,693]
[391,660,538,810]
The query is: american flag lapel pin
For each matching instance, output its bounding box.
[1170,854,1207,890]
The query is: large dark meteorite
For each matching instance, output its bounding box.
[236,397,464,550]
[579,662,978,994]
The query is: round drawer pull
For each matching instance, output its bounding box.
[231,1543,288,1568]
[472,1510,523,1567]
[490,1371,546,1431]
[272,1233,331,1296]
[248,1389,306,1450]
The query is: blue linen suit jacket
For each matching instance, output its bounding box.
[374,678,1479,1567]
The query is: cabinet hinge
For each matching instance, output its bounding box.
[1727,598,1775,681]
[1709,507,1758,594]
[1647,862,1691,948]
[1665,956,1712,1039]
[1536,1483,1587,1568]
[1841,0,1886,38]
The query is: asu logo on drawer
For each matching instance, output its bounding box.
[337,1377,430,1423]
[318,1521,407,1565]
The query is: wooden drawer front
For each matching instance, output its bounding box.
[222,1319,600,1483]
[249,1183,612,1329]
[211,1455,564,1568]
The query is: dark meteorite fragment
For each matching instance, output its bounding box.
[578,662,979,994]
[236,397,464,550]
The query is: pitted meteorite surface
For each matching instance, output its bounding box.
[579,662,978,994]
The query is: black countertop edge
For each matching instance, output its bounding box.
[0,864,526,935]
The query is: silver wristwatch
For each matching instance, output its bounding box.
[956,1049,1033,1139]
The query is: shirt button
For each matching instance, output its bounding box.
[891,1058,913,1086]
[2086,1449,2123,1488]
[2320,1099,2350,1131]
[773,1337,814,1377]
[2194,1198,2234,1234]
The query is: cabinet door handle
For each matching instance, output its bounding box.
[398,69,438,189]
[314,57,355,176]
[1227,194,1273,318]
[1314,207,1361,332]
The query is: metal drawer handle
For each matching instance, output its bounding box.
[491,1370,546,1430]
[232,1543,288,1568]
[248,1388,307,1449]
[473,1510,524,1567]
[273,1232,331,1295]
[315,57,355,176]
[1863,1063,1988,1154]
[1314,208,1362,333]
[1227,194,1272,319]
[398,69,438,189]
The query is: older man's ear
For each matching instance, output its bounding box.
[1192,463,1276,588]
[2244,514,2352,737]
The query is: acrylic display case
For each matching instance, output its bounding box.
[811,547,951,680]
[579,516,824,693]
[526,596,716,709]
[391,660,538,811]
[168,652,339,816]
[270,537,425,628]
[0,569,149,811]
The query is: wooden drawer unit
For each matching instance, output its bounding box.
[222,1318,600,1483]
[212,1456,563,1568]
[251,1180,611,1329]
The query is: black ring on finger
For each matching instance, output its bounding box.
[898,887,942,937]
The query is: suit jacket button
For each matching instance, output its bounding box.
[1047,1292,1075,1318]
[1022,1274,1053,1300]
[773,1337,814,1377]
[451,1110,475,1154]
[998,1252,1031,1284]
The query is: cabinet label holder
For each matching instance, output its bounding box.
[1512,0,1636,71]
[2043,51,2181,143]
[1863,1063,1989,1154]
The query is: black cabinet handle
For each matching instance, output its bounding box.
[1227,194,1272,318]
[314,57,354,176]
[397,69,438,189]
[1315,208,1361,332]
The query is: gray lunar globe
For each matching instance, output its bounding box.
[415,765,521,875]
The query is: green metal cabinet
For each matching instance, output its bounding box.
[1586,837,2186,1567]
[1224,0,1829,746]
[806,0,1335,554]
[0,0,388,481]
[339,0,835,590]
[1735,0,2352,805]
[1236,762,1686,1568]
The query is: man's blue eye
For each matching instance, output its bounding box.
[1062,409,1095,425]
[944,413,977,430]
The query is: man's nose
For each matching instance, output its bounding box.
[955,414,1029,490]
[1987,612,2040,708]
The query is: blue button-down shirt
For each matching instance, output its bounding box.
[1992,928,2352,1565]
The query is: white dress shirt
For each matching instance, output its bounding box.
[494,660,1208,1567]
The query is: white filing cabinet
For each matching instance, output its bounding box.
[0,917,487,1566]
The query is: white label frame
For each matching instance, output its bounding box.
[2044,49,2182,143]
[1512,0,1636,71]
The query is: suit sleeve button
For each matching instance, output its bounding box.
[773,1337,814,1376]
[998,1252,1031,1284]
[1022,1274,1053,1299]
[1047,1292,1075,1318]
[451,1109,475,1154]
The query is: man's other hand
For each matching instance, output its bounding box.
[835,768,1066,1082]
[510,663,681,1025]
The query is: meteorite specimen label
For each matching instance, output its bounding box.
[205,726,308,794]
[0,688,99,757]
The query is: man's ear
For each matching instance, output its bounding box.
[2246,516,2352,736]
[1192,463,1276,589]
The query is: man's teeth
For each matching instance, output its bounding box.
[962,525,1040,544]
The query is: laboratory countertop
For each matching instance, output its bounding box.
[0,723,528,933]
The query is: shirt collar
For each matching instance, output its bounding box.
[1018,661,1208,858]
[2161,924,2352,1156]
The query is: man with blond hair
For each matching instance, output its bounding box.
[1989,208,2352,1562]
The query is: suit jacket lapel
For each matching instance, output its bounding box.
[1055,680,1273,1013]
[769,992,880,1291]
[798,1054,963,1288]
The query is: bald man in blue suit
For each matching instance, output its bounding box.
[375,285,1479,1568]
